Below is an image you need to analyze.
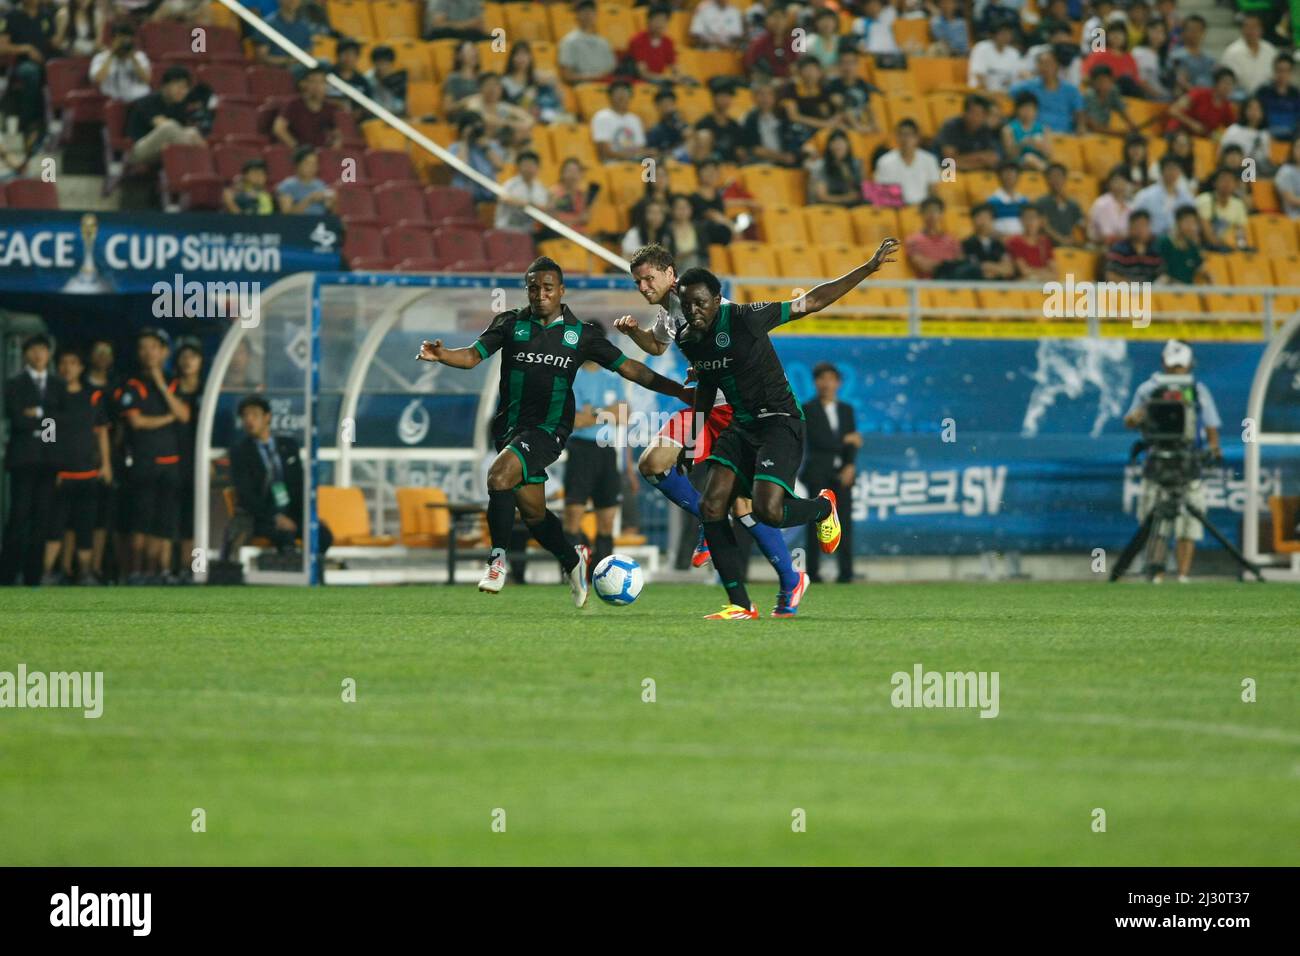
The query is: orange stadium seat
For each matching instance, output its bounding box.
[728,241,779,277]
[872,68,920,97]
[709,246,731,274]
[802,205,855,244]
[1067,171,1100,209]
[1045,133,1084,171]
[892,18,930,49]
[977,289,1038,321]
[318,486,396,547]
[1270,253,1300,286]
[742,165,805,207]
[395,487,452,548]
[597,4,641,53]
[913,57,965,93]
[1228,252,1273,287]
[1200,253,1232,286]
[1248,217,1298,257]
[820,243,864,276]
[775,244,824,278]
[537,238,596,275]
[1203,293,1263,318]
[920,287,978,320]
[850,206,899,246]
[1151,291,1203,321]
[1251,180,1280,213]
[504,3,553,42]
[896,205,923,238]
[931,177,966,212]
[760,205,808,244]
[1081,134,1123,178]
[942,206,971,239]
[327,1,377,39]
[925,91,965,130]
[885,92,933,138]
[1055,247,1098,282]
[961,170,999,206]
[1019,170,1047,199]
[371,1,421,39]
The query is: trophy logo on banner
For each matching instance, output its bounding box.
[62,213,114,294]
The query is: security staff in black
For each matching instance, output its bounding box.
[417,256,692,606]
[675,239,899,618]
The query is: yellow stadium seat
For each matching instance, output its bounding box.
[363,120,409,151]
[663,161,697,193]
[629,83,660,128]
[892,18,930,49]
[1055,247,1098,282]
[1192,138,1216,179]
[395,487,451,547]
[1151,291,1203,321]
[925,91,965,131]
[741,165,805,206]
[1067,171,1099,209]
[1228,252,1273,287]
[1270,253,1300,286]
[976,288,1037,321]
[872,69,920,97]
[574,83,608,121]
[1019,170,1047,199]
[312,34,338,61]
[761,205,808,244]
[942,206,971,238]
[820,243,864,276]
[920,288,979,320]
[428,40,458,80]
[327,1,376,39]
[504,2,553,42]
[802,205,855,244]
[364,39,433,81]
[406,81,440,118]
[208,2,238,30]
[896,205,922,238]
[1080,134,1123,178]
[599,161,645,208]
[482,2,507,34]
[1045,133,1084,172]
[850,206,900,245]
[709,246,731,274]
[547,4,576,45]
[676,49,744,80]
[318,486,396,547]
[961,169,999,206]
[675,85,712,124]
[597,4,641,53]
[1251,180,1280,214]
[540,123,600,170]
[1203,293,1263,318]
[912,57,955,94]
[1201,253,1232,286]
[931,177,966,212]
[728,241,779,277]
[1248,216,1298,257]
[371,0,421,39]
[666,10,690,47]
[776,244,824,278]
[537,239,596,275]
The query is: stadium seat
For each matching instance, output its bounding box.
[760,205,808,244]
[374,182,431,226]
[160,144,222,210]
[364,149,418,184]
[851,206,900,246]
[371,0,422,39]
[317,486,396,547]
[1019,170,1047,199]
[394,487,453,548]
[384,225,437,262]
[343,224,388,267]
[483,229,537,272]
[336,185,381,227]
[1080,134,1123,178]
[212,143,261,184]
[885,92,933,138]
[203,26,245,63]
[913,58,964,94]
[727,241,779,277]
[4,179,59,209]
[976,289,1038,322]
[44,56,91,111]
[596,3,642,53]
[504,2,552,42]
[1251,180,1279,214]
[424,185,481,228]
[892,18,930,48]
[197,63,253,105]
[138,20,190,60]
[432,226,489,269]
[209,104,262,145]
[1203,293,1263,318]
[1269,254,1300,287]
[1151,291,1203,321]
[317,148,368,185]
[261,144,295,185]
[335,111,366,148]
[1227,253,1272,288]
[802,205,855,244]
[960,170,999,207]
[1200,253,1232,286]
[363,121,410,152]
[775,244,823,279]
[1268,496,1300,554]
[871,68,920,97]
[675,50,745,82]
[1045,133,1084,172]
[1248,215,1296,257]
[925,91,966,131]
[406,81,441,119]
[1066,171,1099,210]
[327,1,377,39]
[220,488,274,548]
[246,65,297,99]
[536,238,594,275]
[1054,247,1098,282]
[919,288,978,321]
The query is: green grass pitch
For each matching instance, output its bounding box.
[1,581,1296,866]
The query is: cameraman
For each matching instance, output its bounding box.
[1123,339,1222,583]
[90,22,151,104]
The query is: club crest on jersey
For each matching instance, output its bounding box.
[563,329,579,345]
[715,331,730,348]
[514,327,529,339]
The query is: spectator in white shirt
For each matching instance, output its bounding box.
[1131,155,1194,237]
[90,23,152,104]
[873,118,941,205]
[1218,14,1278,100]
[1218,96,1273,174]
[494,149,550,231]
[852,0,899,56]
[689,0,743,50]
[591,81,646,162]
[968,21,1027,93]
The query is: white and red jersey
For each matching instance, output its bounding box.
[651,290,730,408]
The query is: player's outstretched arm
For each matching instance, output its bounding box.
[613,315,668,356]
[794,237,901,316]
[615,357,693,404]
[416,339,482,369]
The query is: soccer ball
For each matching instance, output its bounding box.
[592,554,644,606]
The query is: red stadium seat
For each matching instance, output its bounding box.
[44,57,91,110]
[384,225,437,262]
[138,20,190,60]
[317,147,368,185]
[432,226,488,269]
[343,224,386,266]
[334,110,365,148]
[363,149,417,184]
[203,27,246,63]
[483,229,536,271]
[424,185,480,228]
[5,179,60,209]
[213,143,263,183]
[197,64,254,105]
[257,96,295,139]
[395,258,447,272]
[210,104,262,145]
[374,182,430,226]
[336,185,381,227]
[246,66,298,99]
[262,144,294,184]
[161,143,216,208]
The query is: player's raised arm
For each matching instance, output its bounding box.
[416,339,482,369]
[793,237,900,316]
[613,314,669,356]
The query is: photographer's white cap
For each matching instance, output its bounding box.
[1162,339,1193,368]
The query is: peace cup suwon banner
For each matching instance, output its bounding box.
[0,210,341,294]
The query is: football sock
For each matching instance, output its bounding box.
[739,513,798,591]
[702,518,751,608]
[527,510,579,574]
[593,533,614,576]
[487,489,516,555]
[780,495,832,527]
[646,467,701,517]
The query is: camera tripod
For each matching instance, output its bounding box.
[1109,476,1265,582]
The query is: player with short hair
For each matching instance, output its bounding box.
[673,239,899,619]
[417,256,692,607]
[617,243,808,617]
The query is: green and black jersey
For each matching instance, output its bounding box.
[673,300,803,423]
[473,304,627,444]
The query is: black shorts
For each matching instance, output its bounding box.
[563,438,622,508]
[48,476,99,549]
[496,427,563,487]
[128,463,179,538]
[707,415,805,497]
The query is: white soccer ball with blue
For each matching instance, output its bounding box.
[592,554,644,606]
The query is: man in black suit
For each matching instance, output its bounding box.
[224,394,332,565]
[1,334,66,585]
[800,362,861,583]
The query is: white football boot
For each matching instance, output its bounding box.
[569,544,590,608]
[478,549,508,594]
